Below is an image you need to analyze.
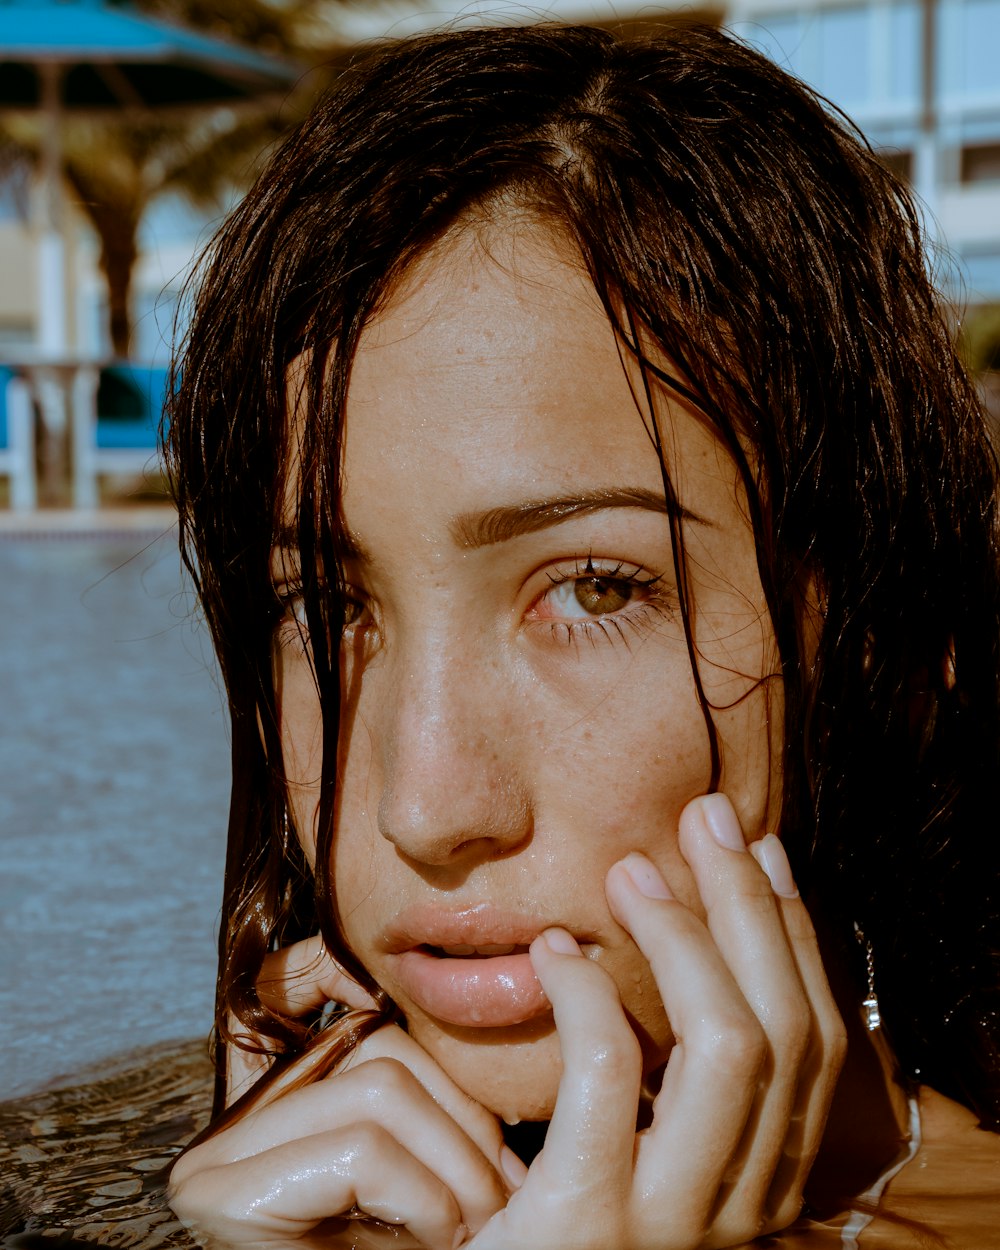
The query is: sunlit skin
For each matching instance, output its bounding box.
[273,222,783,1123]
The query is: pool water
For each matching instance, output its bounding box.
[0,526,229,1099]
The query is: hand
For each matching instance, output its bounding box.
[169,793,846,1249]
[464,792,846,1249]
[168,942,518,1248]
[224,933,381,1105]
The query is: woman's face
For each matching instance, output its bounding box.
[275,223,781,1123]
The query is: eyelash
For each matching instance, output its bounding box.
[529,556,674,648]
[272,557,673,653]
[271,586,367,652]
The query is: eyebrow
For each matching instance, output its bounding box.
[451,487,704,549]
[270,486,704,565]
[271,521,368,565]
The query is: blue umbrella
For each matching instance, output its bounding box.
[0,0,299,354]
[0,0,299,110]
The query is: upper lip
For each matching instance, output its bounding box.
[379,903,595,954]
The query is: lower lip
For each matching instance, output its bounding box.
[391,948,552,1028]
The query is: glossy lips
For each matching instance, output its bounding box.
[382,906,564,1028]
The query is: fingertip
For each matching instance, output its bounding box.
[535,926,583,957]
[608,852,674,901]
[686,792,748,852]
[499,1144,528,1192]
[749,833,800,898]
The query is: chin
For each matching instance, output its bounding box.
[411,1015,564,1123]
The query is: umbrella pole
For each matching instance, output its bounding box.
[34,60,72,503]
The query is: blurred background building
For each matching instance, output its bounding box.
[727,0,1000,366]
[1,0,998,509]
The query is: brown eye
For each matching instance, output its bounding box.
[573,577,632,615]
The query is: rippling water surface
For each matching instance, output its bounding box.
[0,526,229,1098]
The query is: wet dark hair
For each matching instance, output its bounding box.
[167,23,1000,1132]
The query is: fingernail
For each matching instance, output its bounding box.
[701,793,747,852]
[542,927,582,956]
[620,852,673,899]
[749,834,799,898]
[499,1144,528,1191]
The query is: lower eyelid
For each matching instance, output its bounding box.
[536,599,674,647]
[273,618,310,656]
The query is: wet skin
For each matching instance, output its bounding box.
[273,222,782,1123]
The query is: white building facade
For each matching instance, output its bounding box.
[727,0,1000,305]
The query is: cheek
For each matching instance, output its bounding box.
[520,654,711,887]
[695,604,782,837]
[714,682,781,837]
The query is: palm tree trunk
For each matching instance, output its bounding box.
[99,227,138,358]
[64,164,140,357]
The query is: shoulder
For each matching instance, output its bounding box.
[764,1087,1000,1249]
[865,1086,1000,1247]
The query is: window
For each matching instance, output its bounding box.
[878,147,914,180]
[940,0,1000,100]
[962,250,1000,298]
[817,6,870,105]
[960,141,1000,182]
[734,3,922,113]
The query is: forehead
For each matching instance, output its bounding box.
[340,223,733,526]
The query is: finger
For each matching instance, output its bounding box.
[225,933,377,1108]
[526,928,641,1207]
[225,1023,273,1106]
[257,934,378,1015]
[749,835,844,1064]
[175,1054,508,1234]
[170,1125,466,1250]
[747,835,847,1225]
[678,797,808,1064]
[345,1023,515,1184]
[676,796,842,1239]
[604,854,765,1236]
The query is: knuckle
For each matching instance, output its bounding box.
[801,1007,848,1090]
[166,1162,227,1220]
[351,1021,413,1065]
[768,1004,812,1069]
[584,1029,643,1083]
[166,1156,192,1192]
[764,1189,806,1236]
[350,1117,393,1158]
[825,1013,849,1071]
[166,1139,211,1191]
[701,1014,767,1079]
[357,1054,414,1099]
[700,1203,770,1250]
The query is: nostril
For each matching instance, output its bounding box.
[377,775,534,866]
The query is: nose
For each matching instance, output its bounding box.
[374,642,532,868]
